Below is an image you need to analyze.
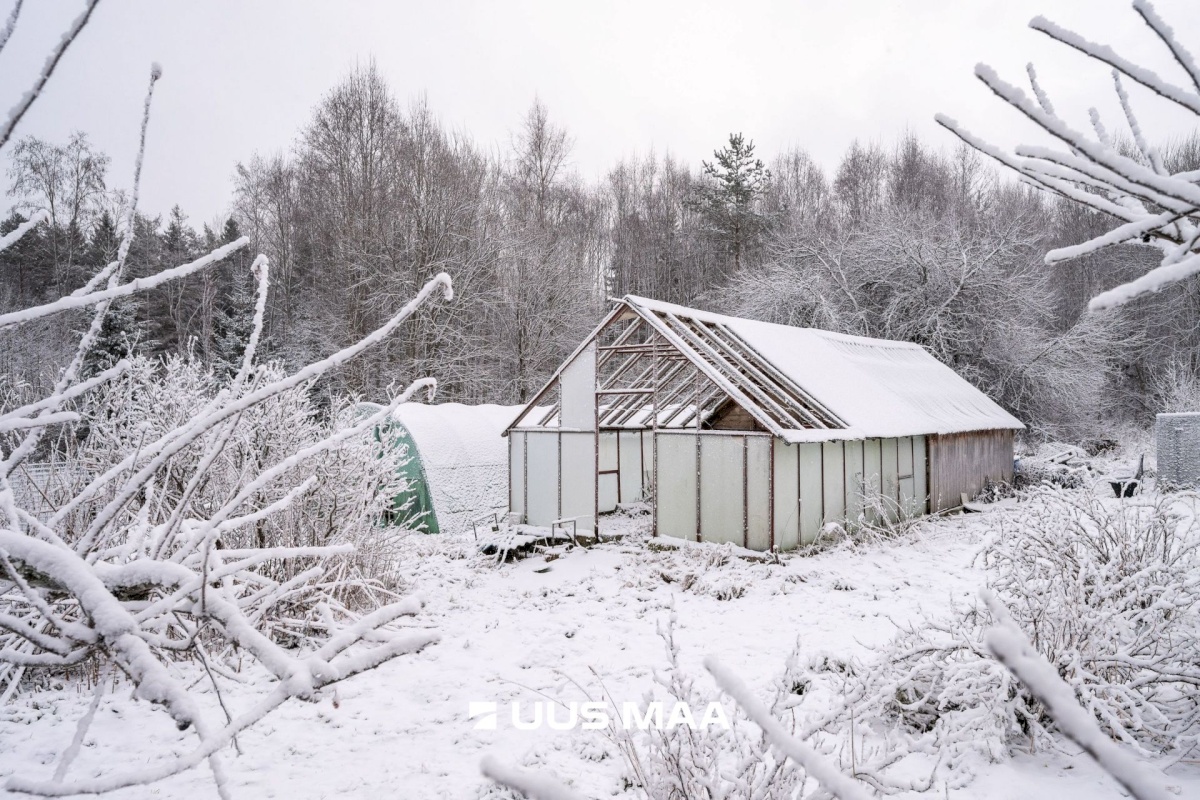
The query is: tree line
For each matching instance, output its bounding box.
[3,61,1198,439]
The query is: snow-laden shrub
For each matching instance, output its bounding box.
[803,487,1200,791]
[48,353,408,622]
[0,11,452,796]
[1152,358,1200,416]
[593,618,806,800]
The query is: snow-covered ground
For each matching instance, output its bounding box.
[1,504,1196,798]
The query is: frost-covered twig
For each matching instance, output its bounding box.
[479,756,587,800]
[805,487,1200,792]
[1,56,452,799]
[938,1,1200,311]
[706,657,877,800]
[0,0,23,56]
[0,2,453,795]
[0,237,250,331]
[0,0,100,150]
[0,209,46,254]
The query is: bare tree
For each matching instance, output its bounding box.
[7,131,110,289]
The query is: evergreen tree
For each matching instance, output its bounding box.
[81,212,143,376]
[87,210,120,265]
[219,217,241,249]
[82,298,141,376]
[0,212,45,303]
[688,133,773,276]
[211,218,255,378]
[141,205,200,355]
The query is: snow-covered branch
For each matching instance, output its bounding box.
[0,209,46,254]
[0,0,101,151]
[0,237,250,331]
[480,757,587,800]
[0,0,23,57]
[983,591,1178,800]
[1,271,451,795]
[706,657,877,800]
[938,0,1200,312]
[0,27,454,791]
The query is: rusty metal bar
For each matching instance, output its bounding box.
[659,311,803,430]
[714,323,845,428]
[692,321,834,430]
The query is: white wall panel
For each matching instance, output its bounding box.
[700,436,744,545]
[561,432,596,531]
[509,433,525,519]
[598,474,618,514]
[799,442,823,545]
[822,442,845,525]
[525,432,560,527]
[881,437,899,523]
[643,431,654,487]
[913,435,928,514]
[746,437,771,551]
[598,432,619,513]
[772,441,799,551]
[863,439,882,526]
[844,440,864,525]
[656,433,697,540]
[897,436,915,516]
[560,342,596,430]
[598,432,618,471]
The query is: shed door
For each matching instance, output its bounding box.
[598,432,618,513]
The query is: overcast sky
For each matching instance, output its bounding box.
[2,0,1199,226]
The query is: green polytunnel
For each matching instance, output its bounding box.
[370,411,439,533]
[355,402,527,535]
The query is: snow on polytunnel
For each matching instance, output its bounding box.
[389,402,530,535]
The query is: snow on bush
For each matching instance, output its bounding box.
[627,619,804,799]
[0,14,452,794]
[0,253,450,799]
[535,617,806,800]
[40,353,410,639]
[796,487,1200,791]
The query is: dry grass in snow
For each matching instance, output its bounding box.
[1,497,1194,798]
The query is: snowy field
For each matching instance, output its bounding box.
[2,499,1195,799]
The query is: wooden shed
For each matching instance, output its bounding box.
[502,296,1023,550]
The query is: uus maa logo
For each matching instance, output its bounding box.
[468,700,731,731]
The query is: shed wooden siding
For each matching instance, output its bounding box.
[927,429,1014,512]
[705,400,765,432]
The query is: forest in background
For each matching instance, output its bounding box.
[3,61,1199,441]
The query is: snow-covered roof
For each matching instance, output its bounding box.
[627,296,1023,440]
[392,402,517,472]
[508,296,1023,442]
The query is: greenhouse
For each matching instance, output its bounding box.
[504,295,1024,549]
[362,402,526,535]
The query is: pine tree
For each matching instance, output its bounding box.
[0,212,44,303]
[211,218,255,379]
[81,212,143,376]
[83,298,141,376]
[688,133,773,276]
[87,210,120,265]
